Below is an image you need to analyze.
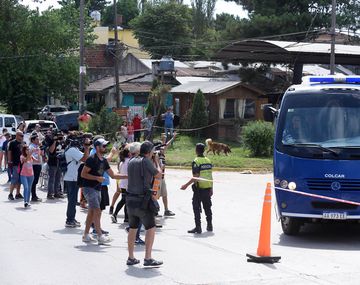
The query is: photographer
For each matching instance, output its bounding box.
[64,132,91,228]
[126,141,163,267]
[45,130,65,199]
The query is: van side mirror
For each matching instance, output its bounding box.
[12,127,16,132]
[263,105,278,122]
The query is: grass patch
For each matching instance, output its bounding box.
[165,135,273,171]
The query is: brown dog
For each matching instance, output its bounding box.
[205,138,231,156]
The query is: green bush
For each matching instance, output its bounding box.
[88,107,122,141]
[242,121,274,157]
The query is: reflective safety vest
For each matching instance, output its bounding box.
[194,156,213,189]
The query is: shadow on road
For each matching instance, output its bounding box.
[53,228,83,235]
[277,223,360,251]
[125,266,162,278]
[15,206,37,212]
[74,244,114,252]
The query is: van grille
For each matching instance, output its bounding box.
[306,179,360,191]
[311,201,357,210]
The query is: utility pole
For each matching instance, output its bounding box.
[330,0,336,75]
[114,0,120,108]
[79,0,86,113]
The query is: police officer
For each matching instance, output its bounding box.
[181,143,213,234]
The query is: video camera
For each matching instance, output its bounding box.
[152,142,166,157]
[66,131,93,151]
[44,129,64,147]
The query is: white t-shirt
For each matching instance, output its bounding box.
[64,147,84,181]
[118,157,129,189]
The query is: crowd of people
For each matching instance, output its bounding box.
[3,109,214,267]
[118,108,175,144]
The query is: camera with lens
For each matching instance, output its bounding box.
[52,129,64,141]
[44,129,64,147]
[152,142,165,158]
[66,131,93,151]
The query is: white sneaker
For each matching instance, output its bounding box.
[82,234,96,243]
[98,235,112,245]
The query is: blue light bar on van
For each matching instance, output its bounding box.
[302,75,360,85]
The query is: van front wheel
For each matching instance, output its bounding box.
[281,217,301,235]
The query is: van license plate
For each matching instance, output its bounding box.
[322,212,347,220]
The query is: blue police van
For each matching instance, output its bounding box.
[267,76,360,235]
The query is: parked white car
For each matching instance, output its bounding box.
[24,120,59,144]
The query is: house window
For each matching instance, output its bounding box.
[223,99,235,118]
[244,99,255,119]
[134,95,148,105]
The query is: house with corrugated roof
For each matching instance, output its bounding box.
[85,54,224,114]
[170,81,267,141]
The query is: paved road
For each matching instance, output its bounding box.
[1,168,360,285]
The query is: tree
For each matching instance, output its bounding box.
[189,89,208,137]
[101,0,139,27]
[130,2,193,58]
[59,0,108,12]
[222,0,360,40]
[88,107,122,140]
[191,0,216,38]
[0,0,94,115]
[146,79,170,141]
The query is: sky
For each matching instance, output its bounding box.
[20,0,248,18]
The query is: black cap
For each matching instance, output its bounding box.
[196,143,205,153]
[140,141,154,155]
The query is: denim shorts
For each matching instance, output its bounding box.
[83,187,101,209]
[11,166,20,185]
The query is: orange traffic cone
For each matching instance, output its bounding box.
[246,183,281,263]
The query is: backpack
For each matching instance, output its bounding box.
[57,147,71,173]
[77,163,85,187]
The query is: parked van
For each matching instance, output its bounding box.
[0,114,18,135]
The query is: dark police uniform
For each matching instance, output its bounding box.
[190,155,213,233]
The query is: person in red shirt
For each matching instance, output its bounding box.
[78,111,91,131]
[132,114,142,142]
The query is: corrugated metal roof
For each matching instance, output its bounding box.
[171,81,241,94]
[216,40,360,64]
[86,73,149,92]
[266,40,360,56]
[119,82,152,93]
[176,77,216,85]
[176,67,212,77]
[139,59,189,69]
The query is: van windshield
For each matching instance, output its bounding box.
[276,89,360,159]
